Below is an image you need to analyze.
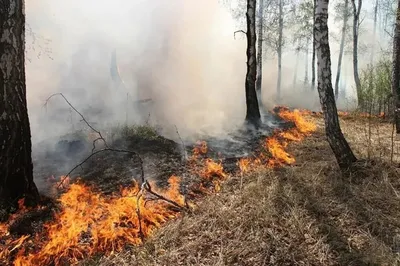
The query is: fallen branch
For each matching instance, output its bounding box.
[142,181,185,210]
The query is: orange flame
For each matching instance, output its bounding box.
[0,106,317,265]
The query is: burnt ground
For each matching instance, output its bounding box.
[32,110,292,197]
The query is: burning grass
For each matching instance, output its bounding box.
[93,116,400,266]
[0,108,318,266]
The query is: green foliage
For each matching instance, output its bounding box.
[359,58,392,114]
[119,124,160,140]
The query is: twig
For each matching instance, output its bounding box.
[142,181,185,210]
[174,125,188,161]
[43,93,145,188]
[234,30,246,40]
[44,93,107,148]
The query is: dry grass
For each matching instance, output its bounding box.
[83,115,400,266]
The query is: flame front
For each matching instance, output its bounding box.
[0,107,317,265]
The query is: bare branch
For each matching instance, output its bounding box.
[44,93,108,148]
[234,30,246,39]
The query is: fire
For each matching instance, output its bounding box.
[10,176,186,265]
[279,129,303,142]
[277,108,317,134]
[0,106,317,265]
[265,138,295,165]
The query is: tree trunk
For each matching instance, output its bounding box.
[311,0,316,90]
[334,0,349,100]
[0,0,39,208]
[293,47,300,88]
[351,0,362,107]
[276,0,283,102]
[391,0,400,135]
[256,0,264,93]
[315,0,357,169]
[371,0,378,64]
[304,38,310,85]
[245,0,261,126]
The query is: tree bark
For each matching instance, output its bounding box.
[351,0,362,107]
[0,0,39,208]
[256,0,264,93]
[276,0,283,102]
[315,0,357,169]
[371,0,378,64]
[245,0,261,126]
[304,38,310,85]
[391,0,400,135]
[334,0,349,100]
[311,0,316,90]
[293,47,300,88]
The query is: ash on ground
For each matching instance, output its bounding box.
[32,110,292,196]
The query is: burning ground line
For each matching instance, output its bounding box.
[0,107,317,265]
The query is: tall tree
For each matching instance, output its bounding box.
[391,0,400,135]
[291,0,314,86]
[256,0,264,93]
[371,0,378,64]
[0,0,39,208]
[311,0,316,90]
[245,0,261,126]
[334,0,350,99]
[276,0,283,102]
[351,0,362,106]
[315,0,357,169]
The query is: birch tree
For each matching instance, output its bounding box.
[315,0,357,169]
[311,0,316,90]
[0,0,39,208]
[391,0,400,135]
[256,0,264,94]
[245,0,261,126]
[292,0,314,85]
[334,0,350,99]
[351,0,363,106]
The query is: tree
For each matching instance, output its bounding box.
[351,0,363,106]
[291,0,314,85]
[311,0,316,90]
[315,0,357,169]
[334,0,350,99]
[391,0,400,135]
[256,0,264,94]
[276,0,283,102]
[371,0,378,64]
[0,0,39,208]
[245,0,261,126]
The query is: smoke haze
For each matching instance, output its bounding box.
[25,0,391,145]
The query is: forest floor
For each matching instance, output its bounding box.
[83,113,400,266]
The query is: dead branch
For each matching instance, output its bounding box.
[234,30,246,40]
[142,181,185,210]
[44,93,108,148]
